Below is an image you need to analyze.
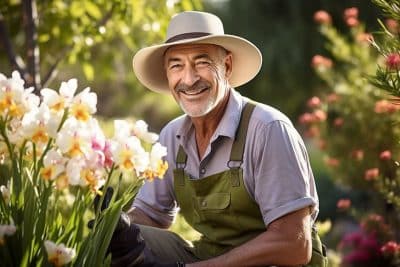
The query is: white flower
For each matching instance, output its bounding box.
[0,183,10,204]
[110,135,149,175]
[70,87,96,122]
[56,117,92,158]
[133,120,159,143]
[0,223,16,245]
[41,78,77,114]
[44,240,76,267]
[142,142,168,180]
[41,149,66,181]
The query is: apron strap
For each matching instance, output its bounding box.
[229,101,256,165]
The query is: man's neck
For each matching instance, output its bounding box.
[191,90,231,159]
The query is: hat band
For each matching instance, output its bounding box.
[165,32,210,43]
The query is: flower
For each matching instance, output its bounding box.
[311,55,333,69]
[374,99,400,113]
[344,7,359,27]
[385,19,399,33]
[385,53,400,70]
[381,241,400,256]
[307,96,321,108]
[44,240,76,267]
[337,198,351,210]
[314,10,331,25]
[143,142,169,181]
[0,223,16,245]
[380,150,392,161]
[364,168,379,181]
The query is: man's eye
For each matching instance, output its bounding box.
[196,61,210,66]
[169,64,181,70]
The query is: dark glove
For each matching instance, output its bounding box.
[90,187,185,267]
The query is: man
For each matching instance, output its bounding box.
[111,11,327,267]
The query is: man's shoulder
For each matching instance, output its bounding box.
[250,101,293,127]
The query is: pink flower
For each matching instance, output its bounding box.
[380,150,392,161]
[364,168,379,181]
[333,117,344,127]
[313,10,332,25]
[327,93,340,103]
[374,99,400,113]
[344,7,359,27]
[325,157,340,167]
[385,19,399,33]
[351,149,364,161]
[298,112,315,124]
[344,7,359,19]
[381,241,400,256]
[304,126,320,138]
[103,140,113,168]
[386,53,400,70]
[313,109,327,122]
[307,96,322,108]
[311,55,333,69]
[337,198,351,210]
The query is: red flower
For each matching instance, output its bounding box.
[298,112,314,124]
[333,117,344,127]
[344,7,359,19]
[364,168,379,181]
[386,53,400,70]
[313,109,327,122]
[379,150,392,161]
[381,241,400,256]
[307,96,322,108]
[311,55,333,69]
[337,198,351,210]
[314,10,332,25]
[385,19,399,33]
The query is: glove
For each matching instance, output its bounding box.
[90,187,185,267]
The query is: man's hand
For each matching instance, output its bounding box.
[89,187,185,267]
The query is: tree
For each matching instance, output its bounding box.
[0,0,202,93]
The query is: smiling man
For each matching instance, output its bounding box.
[107,11,328,267]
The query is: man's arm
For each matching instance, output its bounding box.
[188,206,312,267]
[127,206,171,229]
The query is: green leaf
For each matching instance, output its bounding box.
[84,1,102,20]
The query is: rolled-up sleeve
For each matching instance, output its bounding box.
[253,120,318,226]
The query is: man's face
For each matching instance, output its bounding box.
[164,44,232,117]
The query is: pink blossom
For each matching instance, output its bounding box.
[313,10,332,25]
[307,96,322,108]
[381,241,400,256]
[364,168,379,181]
[374,99,400,113]
[313,109,327,122]
[298,112,314,124]
[346,17,359,27]
[351,149,364,161]
[385,53,400,70]
[103,140,113,168]
[344,7,359,19]
[379,150,392,161]
[385,19,399,33]
[337,198,351,210]
[304,126,320,138]
[311,55,333,69]
[333,117,344,127]
[325,157,340,167]
[327,93,340,103]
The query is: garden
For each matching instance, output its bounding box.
[1,0,400,266]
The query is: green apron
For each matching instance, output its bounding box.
[173,102,328,266]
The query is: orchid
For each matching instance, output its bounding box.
[0,71,168,266]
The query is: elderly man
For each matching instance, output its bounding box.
[109,11,327,267]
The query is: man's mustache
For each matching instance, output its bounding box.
[175,80,211,93]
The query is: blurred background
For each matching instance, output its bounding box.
[2,0,400,266]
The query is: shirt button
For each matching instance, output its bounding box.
[200,168,206,174]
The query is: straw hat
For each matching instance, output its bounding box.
[132,11,262,93]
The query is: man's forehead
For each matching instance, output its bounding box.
[164,43,220,57]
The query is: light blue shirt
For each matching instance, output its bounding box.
[133,89,319,227]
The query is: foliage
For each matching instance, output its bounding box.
[0,71,168,266]
[302,5,400,266]
[0,0,202,123]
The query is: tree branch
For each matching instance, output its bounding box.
[42,45,72,88]
[22,0,41,91]
[0,11,26,76]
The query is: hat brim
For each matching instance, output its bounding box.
[132,34,262,93]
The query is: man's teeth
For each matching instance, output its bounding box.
[184,88,207,95]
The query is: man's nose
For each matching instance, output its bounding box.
[181,65,200,87]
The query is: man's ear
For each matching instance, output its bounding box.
[224,52,233,79]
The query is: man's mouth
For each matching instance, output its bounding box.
[180,86,209,96]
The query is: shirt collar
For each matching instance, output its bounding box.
[175,88,244,142]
